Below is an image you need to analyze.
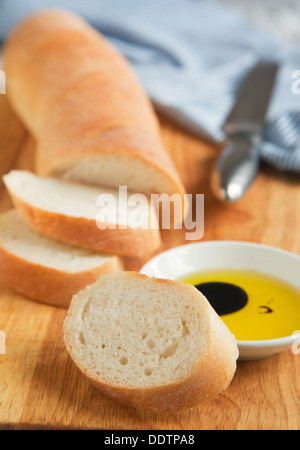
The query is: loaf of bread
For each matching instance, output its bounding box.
[0,209,123,308]
[3,9,185,212]
[3,170,161,258]
[64,272,238,412]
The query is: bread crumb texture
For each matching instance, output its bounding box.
[64,272,210,387]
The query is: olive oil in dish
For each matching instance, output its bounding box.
[179,270,300,341]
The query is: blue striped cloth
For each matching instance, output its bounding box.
[1,0,300,173]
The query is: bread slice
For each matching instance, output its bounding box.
[3,170,161,258]
[3,9,186,223]
[64,272,239,412]
[0,209,123,308]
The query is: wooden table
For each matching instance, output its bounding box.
[0,94,299,430]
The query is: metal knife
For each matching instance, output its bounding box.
[211,62,278,202]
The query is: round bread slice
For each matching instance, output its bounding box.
[3,170,161,258]
[0,209,123,308]
[64,272,239,412]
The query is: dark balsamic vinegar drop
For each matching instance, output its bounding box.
[195,281,248,316]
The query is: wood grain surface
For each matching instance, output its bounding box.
[0,94,299,430]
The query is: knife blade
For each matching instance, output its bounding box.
[211,62,279,202]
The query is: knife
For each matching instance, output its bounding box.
[211,62,278,202]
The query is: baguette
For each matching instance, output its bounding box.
[64,272,238,412]
[3,9,186,217]
[0,209,123,308]
[3,170,161,258]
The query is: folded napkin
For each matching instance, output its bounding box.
[1,0,300,173]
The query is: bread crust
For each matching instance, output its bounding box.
[64,272,239,412]
[3,9,186,201]
[0,243,123,309]
[6,187,162,258]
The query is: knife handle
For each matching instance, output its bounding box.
[211,133,260,202]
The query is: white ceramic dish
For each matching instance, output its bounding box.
[140,241,300,361]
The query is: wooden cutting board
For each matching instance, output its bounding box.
[0,95,299,430]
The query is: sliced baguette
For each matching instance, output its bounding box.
[0,209,123,308]
[3,170,161,258]
[64,272,239,412]
[3,9,186,223]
